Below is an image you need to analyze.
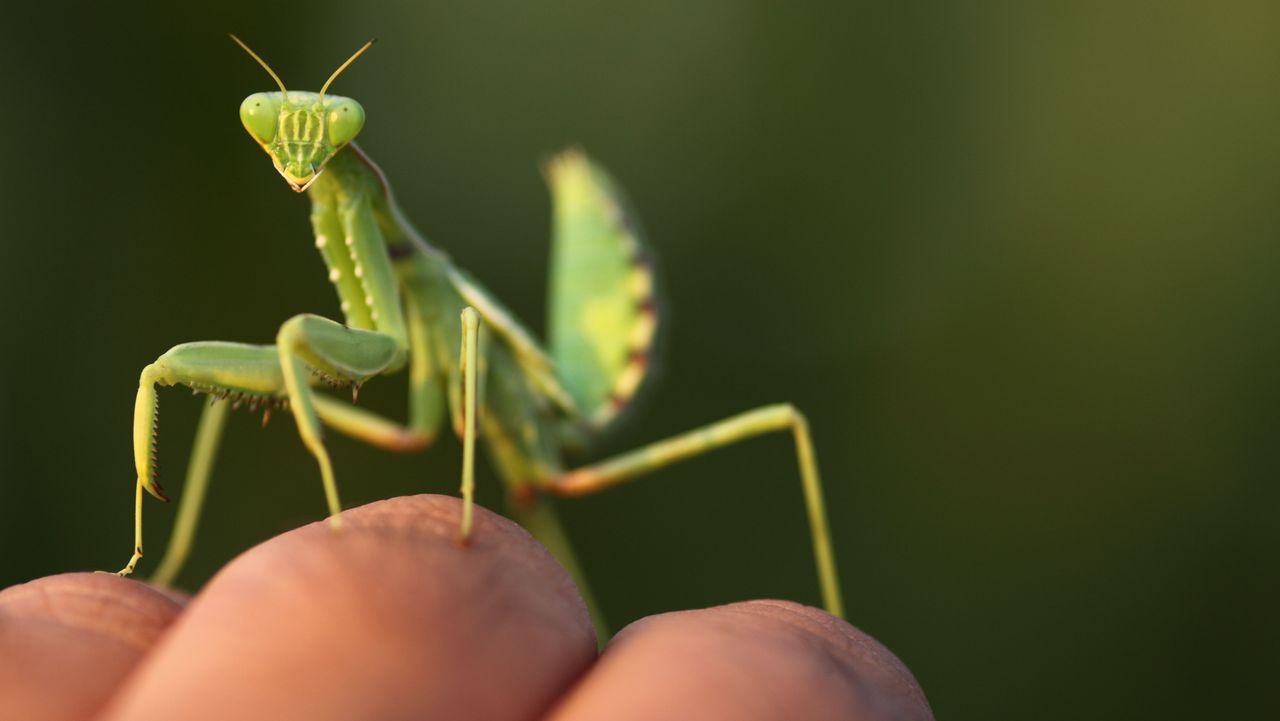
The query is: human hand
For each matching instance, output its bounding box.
[0,495,933,720]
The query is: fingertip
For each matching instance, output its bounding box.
[0,572,184,721]
[0,572,184,653]
[712,600,933,719]
[101,495,597,721]
[553,600,933,721]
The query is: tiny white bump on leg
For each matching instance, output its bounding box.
[370,310,379,321]
[365,294,375,307]
[354,264,364,278]
[315,235,328,248]
[329,268,341,282]
[340,301,351,312]
[345,236,355,247]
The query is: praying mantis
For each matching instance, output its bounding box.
[114,36,844,625]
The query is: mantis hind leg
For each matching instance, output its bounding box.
[548,403,844,618]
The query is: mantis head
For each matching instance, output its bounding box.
[232,35,374,192]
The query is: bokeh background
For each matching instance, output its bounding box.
[2,1,1277,717]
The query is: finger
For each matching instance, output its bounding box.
[0,573,184,721]
[548,600,933,721]
[99,495,597,721]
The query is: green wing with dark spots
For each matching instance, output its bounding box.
[545,149,659,435]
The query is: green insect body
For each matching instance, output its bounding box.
[116,37,845,626]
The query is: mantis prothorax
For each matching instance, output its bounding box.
[115,36,845,626]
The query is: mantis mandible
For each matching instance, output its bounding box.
[114,36,844,624]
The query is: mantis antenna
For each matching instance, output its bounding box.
[320,39,376,99]
[229,34,289,97]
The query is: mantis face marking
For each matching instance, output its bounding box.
[240,92,365,191]
[231,35,373,192]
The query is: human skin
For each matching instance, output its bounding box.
[0,495,934,721]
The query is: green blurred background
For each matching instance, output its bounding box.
[2,1,1277,717]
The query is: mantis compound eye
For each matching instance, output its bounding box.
[240,92,283,144]
[326,98,365,147]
